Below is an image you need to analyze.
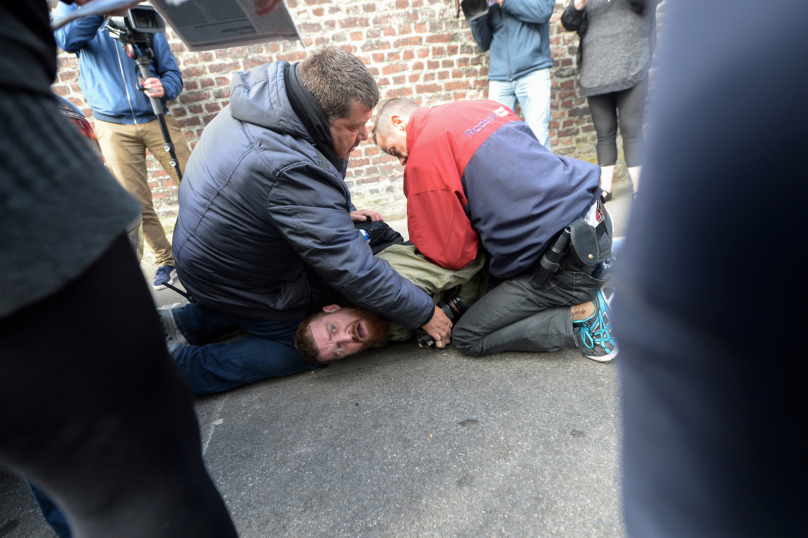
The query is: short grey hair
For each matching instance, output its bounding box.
[372,98,421,145]
[298,47,379,125]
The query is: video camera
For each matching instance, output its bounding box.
[459,0,495,21]
[105,4,165,48]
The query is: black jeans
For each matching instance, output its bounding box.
[454,257,607,357]
[0,234,237,538]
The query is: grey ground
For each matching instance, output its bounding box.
[1,182,634,538]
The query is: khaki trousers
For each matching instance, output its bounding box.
[377,244,488,342]
[95,116,191,267]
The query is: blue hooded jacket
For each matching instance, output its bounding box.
[172,61,435,328]
[470,0,555,82]
[53,2,182,124]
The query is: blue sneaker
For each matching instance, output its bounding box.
[574,289,618,362]
[153,265,177,290]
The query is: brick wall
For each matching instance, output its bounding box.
[52,0,665,221]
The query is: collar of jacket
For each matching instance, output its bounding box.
[284,62,344,176]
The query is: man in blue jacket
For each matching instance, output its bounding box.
[54,1,192,289]
[470,0,555,149]
[161,47,454,395]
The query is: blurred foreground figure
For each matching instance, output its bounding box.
[0,2,236,536]
[613,0,808,536]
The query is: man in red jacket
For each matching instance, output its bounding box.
[373,98,616,362]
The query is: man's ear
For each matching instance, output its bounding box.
[323,304,342,313]
[391,115,407,131]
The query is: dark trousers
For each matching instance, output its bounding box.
[587,77,649,168]
[0,235,237,538]
[453,258,607,356]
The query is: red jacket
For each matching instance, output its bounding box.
[404,100,601,278]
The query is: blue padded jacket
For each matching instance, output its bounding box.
[172,62,435,328]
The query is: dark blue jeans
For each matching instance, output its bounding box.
[171,303,319,395]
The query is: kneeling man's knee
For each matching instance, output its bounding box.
[452,321,481,356]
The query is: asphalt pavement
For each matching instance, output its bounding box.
[1,181,635,537]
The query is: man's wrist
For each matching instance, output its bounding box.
[419,305,436,328]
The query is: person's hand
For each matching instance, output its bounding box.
[350,209,384,222]
[142,77,165,98]
[255,0,284,17]
[420,305,453,349]
[574,0,587,10]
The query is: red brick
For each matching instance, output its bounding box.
[393,36,422,47]
[361,41,391,52]
[445,80,472,91]
[300,23,323,33]
[416,83,441,93]
[277,51,307,62]
[177,117,201,128]
[182,66,207,77]
[382,64,407,75]
[178,92,211,104]
[427,34,452,44]
[59,69,77,82]
[341,17,369,28]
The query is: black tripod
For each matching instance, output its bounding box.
[125,38,183,181]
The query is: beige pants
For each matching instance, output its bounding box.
[377,244,488,342]
[95,116,191,267]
